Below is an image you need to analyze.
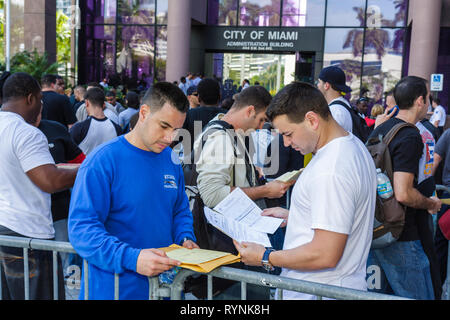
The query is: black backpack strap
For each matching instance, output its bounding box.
[329,99,353,112]
[383,122,418,146]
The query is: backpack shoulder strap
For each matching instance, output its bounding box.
[383,122,418,146]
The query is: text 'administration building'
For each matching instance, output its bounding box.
[77,0,448,105]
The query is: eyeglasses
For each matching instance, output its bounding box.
[191,93,198,96]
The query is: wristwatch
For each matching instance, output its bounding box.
[261,248,275,272]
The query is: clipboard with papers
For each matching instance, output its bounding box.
[203,187,285,247]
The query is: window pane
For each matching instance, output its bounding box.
[85,0,117,24]
[208,0,238,25]
[323,28,363,100]
[362,28,404,103]
[118,0,155,24]
[366,0,408,27]
[156,26,167,81]
[282,0,325,27]
[83,25,116,82]
[326,0,366,27]
[117,25,155,86]
[156,0,168,24]
[239,0,281,26]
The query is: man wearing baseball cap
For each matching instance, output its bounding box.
[316,66,353,133]
[186,85,200,109]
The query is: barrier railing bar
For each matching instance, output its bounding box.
[84,259,89,300]
[53,250,58,300]
[0,262,2,300]
[23,248,29,300]
[207,275,213,300]
[114,273,119,300]
[169,267,411,300]
[241,281,247,300]
[0,235,429,301]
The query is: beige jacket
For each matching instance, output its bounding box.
[194,114,258,208]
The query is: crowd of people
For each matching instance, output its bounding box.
[0,65,448,301]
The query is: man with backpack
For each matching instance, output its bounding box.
[317,66,370,142]
[190,86,291,299]
[366,76,441,299]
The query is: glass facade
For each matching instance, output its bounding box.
[79,0,167,88]
[78,0,408,102]
[206,0,408,103]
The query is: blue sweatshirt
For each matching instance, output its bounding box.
[68,135,195,299]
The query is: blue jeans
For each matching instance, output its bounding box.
[366,240,435,300]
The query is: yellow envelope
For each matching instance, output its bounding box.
[160,244,241,273]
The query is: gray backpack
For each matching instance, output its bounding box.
[365,122,418,249]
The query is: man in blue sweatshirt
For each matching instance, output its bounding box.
[68,82,198,300]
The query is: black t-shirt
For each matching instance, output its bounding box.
[42,91,77,128]
[369,117,424,241]
[38,119,84,221]
[182,106,228,152]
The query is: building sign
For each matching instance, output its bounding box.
[204,26,324,53]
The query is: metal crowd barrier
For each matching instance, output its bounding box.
[0,235,413,300]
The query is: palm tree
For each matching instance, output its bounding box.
[218,0,238,25]
[343,6,390,60]
[10,49,60,81]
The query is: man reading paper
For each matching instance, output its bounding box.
[234,82,377,300]
[68,82,198,300]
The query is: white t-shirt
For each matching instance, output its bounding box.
[0,112,56,238]
[429,105,446,127]
[279,133,376,300]
[329,97,353,133]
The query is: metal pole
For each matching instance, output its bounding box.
[5,0,11,71]
[53,251,58,300]
[114,273,119,300]
[23,248,29,300]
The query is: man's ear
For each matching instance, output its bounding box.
[304,111,320,130]
[139,104,151,120]
[246,105,256,118]
[26,93,34,106]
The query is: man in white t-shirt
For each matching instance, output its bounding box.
[0,72,79,300]
[234,82,377,300]
[317,66,353,133]
[429,97,446,135]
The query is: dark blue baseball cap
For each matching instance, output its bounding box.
[318,66,352,93]
[186,85,198,96]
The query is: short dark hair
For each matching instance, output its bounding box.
[84,87,105,108]
[126,91,140,110]
[141,82,189,113]
[87,82,102,89]
[105,91,115,98]
[266,81,331,123]
[433,97,441,105]
[231,85,272,113]
[197,78,220,105]
[41,74,58,87]
[3,72,41,103]
[393,76,428,110]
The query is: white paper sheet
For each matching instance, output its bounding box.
[204,207,272,247]
[213,187,283,234]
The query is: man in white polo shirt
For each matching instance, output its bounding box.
[0,72,78,300]
[429,97,446,136]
